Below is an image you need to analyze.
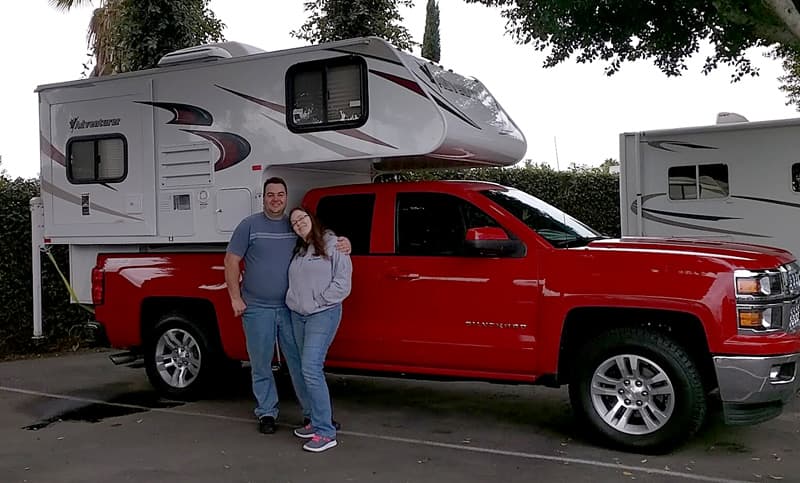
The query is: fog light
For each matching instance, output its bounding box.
[769,362,796,383]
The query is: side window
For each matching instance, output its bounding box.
[668,164,728,200]
[286,56,368,133]
[698,164,728,199]
[316,194,375,255]
[67,135,127,184]
[792,163,800,192]
[396,192,503,256]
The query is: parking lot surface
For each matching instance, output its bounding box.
[0,350,798,482]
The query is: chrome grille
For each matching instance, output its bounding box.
[785,263,800,294]
[789,301,800,333]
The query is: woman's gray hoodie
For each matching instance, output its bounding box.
[285,232,352,315]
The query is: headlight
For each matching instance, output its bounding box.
[736,275,773,296]
[735,263,800,333]
[735,268,792,300]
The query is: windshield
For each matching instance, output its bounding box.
[479,188,604,248]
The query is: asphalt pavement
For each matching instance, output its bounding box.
[0,350,798,482]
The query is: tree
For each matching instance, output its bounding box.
[464,0,800,106]
[776,47,800,107]
[50,0,224,75]
[422,0,441,62]
[111,0,224,73]
[293,0,416,52]
[598,158,620,174]
[50,0,119,76]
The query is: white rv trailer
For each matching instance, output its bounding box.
[619,115,800,257]
[32,36,526,329]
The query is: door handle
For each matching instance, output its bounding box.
[389,272,420,280]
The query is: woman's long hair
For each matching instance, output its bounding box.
[290,207,329,259]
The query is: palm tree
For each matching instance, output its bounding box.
[50,0,119,76]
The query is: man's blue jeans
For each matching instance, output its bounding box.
[242,305,310,420]
[291,304,342,439]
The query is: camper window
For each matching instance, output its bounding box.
[792,164,800,192]
[668,163,728,201]
[66,134,127,184]
[286,56,367,133]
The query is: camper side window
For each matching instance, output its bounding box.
[286,56,368,133]
[668,163,728,200]
[66,135,127,184]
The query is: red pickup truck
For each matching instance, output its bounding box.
[92,180,800,452]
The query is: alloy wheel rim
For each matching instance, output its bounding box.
[589,354,675,435]
[154,328,202,388]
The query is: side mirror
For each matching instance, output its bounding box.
[464,227,526,257]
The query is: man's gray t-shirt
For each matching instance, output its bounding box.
[226,213,295,308]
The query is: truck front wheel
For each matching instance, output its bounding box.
[568,328,707,453]
[144,313,215,399]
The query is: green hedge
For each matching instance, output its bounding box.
[0,177,89,357]
[0,165,620,357]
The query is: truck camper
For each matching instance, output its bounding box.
[33,36,526,310]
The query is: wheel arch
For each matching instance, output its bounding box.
[556,307,717,392]
[141,297,223,354]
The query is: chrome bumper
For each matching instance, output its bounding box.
[714,353,800,425]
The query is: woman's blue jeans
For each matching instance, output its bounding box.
[291,305,342,438]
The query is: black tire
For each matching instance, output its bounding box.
[568,327,707,453]
[144,313,218,400]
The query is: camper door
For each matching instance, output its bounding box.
[42,80,156,238]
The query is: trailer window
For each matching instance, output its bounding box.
[67,135,127,184]
[668,164,728,200]
[316,194,375,255]
[792,164,800,192]
[698,164,728,199]
[286,56,368,133]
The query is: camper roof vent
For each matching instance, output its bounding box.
[716,112,749,124]
[158,41,265,67]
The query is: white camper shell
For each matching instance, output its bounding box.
[619,116,800,257]
[33,37,526,309]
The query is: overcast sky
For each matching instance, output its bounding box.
[1,0,798,179]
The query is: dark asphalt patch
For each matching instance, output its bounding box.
[21,390,184,430]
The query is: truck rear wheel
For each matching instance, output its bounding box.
[144,313,216,400]
[568,327,707,453]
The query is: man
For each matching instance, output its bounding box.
[224,177,346,434]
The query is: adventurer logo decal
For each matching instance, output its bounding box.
[69,116,120,131]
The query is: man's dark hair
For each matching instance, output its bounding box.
[263,177,287,193]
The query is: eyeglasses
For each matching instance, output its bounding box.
[291,214,310,227]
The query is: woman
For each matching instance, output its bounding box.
[285,206,352,453]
